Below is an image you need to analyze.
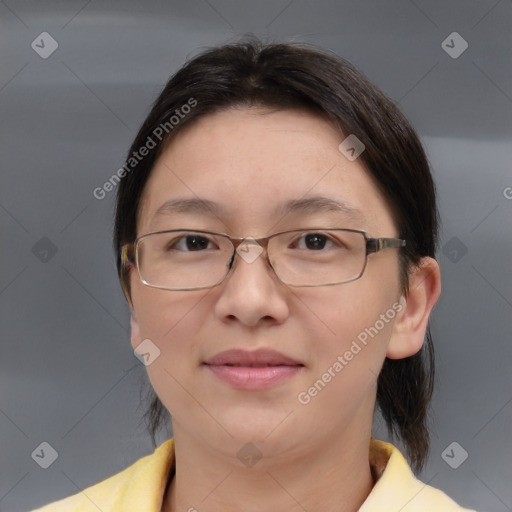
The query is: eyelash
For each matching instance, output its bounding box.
[168,232,340,252]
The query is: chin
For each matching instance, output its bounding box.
[218,406,300,443]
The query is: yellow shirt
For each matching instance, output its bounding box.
[31,438,476,511]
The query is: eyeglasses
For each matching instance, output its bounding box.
[121,228,406,291]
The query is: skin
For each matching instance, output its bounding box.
[128,107,441,512]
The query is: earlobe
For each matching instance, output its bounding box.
[386,257,441,359]
[130,311,141,350]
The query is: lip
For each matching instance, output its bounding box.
[203,349,304,390]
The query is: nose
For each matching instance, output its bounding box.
[213,247,290,328]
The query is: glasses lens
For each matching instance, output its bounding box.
[137,231,233,290]
[135,229,367,290]
[269,229,366,286]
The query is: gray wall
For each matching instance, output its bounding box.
[1,1,511,511]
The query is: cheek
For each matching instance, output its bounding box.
[294,287,399,424]
[131,276,211,341]
[299,276,400,373]
[131,284,212,397]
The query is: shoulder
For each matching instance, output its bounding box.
[361,439,478,512]
[30,439,175,512]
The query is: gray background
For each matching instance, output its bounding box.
[1,1,511,511]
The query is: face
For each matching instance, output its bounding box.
[129,107,405,461]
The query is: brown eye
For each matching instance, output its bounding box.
[292,232,334,251]
[167,234,214,252]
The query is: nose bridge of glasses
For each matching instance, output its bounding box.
[229,235,271,265]
[229,235,271,250]
[221,236,281,285]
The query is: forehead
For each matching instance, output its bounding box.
[137,107,395,236]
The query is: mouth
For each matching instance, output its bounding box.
[203,349,304,390]
[204,348,303,366]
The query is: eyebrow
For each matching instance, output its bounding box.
[275,196,363,219]
[153,195,364,220]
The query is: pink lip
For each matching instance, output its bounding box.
[203,349,304,390]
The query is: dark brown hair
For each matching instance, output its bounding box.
[114,37,438,473]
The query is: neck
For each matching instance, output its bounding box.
[162,426,375,512]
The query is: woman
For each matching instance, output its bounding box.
[32,39,477,511]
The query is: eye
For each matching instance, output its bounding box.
[168,234,215,251]
[293,232,335,251]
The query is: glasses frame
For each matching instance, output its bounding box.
[121,227,406,291]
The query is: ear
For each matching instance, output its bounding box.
[130,311,141,350]
[386,257,441,359]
